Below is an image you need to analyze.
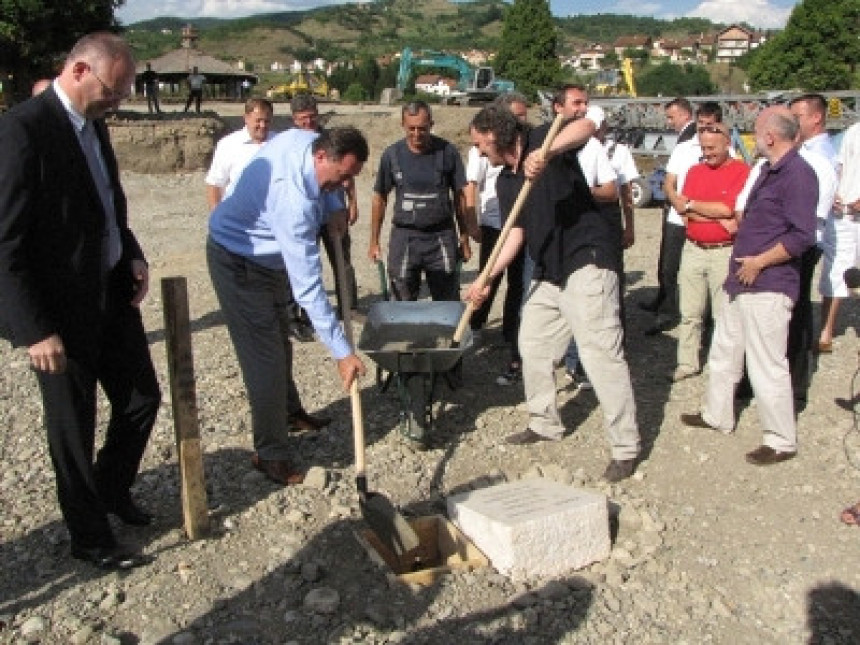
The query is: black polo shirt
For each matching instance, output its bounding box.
[497,122,617,286]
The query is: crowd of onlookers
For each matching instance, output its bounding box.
[0,30,856,571]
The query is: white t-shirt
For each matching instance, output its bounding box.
[604,139,640,185]
[837,123,860,205]
[466,145,503,229]
[577,137,616,189]
[205,127,277,196]
[188,73,206,90]
[803,132,837,170]
[664,137,704,225]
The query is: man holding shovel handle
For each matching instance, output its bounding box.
[207,127,368,487]
[464,102,642,483]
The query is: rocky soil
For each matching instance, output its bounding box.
[1,103,859,644]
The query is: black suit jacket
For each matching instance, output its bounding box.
[0,87,145,353]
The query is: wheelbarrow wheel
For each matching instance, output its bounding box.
[401,373,433,444]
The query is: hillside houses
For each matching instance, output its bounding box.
[562,24,766,68]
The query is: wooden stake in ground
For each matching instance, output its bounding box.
[161,277,209,539]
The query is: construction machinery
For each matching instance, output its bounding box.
[268,70,330,100]
[393,47,514,105]
[592,58,637,97]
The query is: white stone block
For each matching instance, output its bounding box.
[446,479,610,580]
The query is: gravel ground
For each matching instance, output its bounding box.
[1,104,859,644]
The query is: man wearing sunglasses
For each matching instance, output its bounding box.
[0,32,159,570]
[645,101,725,335]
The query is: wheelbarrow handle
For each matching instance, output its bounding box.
[453,112,567,345]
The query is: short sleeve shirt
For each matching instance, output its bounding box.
[466,145,503,229]
[374,137,466,199]
[683,159,750,244]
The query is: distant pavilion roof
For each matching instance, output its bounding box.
[136,48,257,82]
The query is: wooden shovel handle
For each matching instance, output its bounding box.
[452,112,567,344]
[331,228,367,477]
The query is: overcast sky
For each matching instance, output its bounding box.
[117,0,799,30]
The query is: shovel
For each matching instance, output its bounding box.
[332,229,420,556]
[452,112,567,347]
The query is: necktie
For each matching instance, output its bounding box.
[80,121,122,270]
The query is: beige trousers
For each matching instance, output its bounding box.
[702,291,797,451]
[676,242,732,372]
[519,265,640,460]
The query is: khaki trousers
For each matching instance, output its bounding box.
[677,242,732,372]
[702,291,797,451]
[519,265,640,460]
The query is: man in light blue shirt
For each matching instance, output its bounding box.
[207,126,368,485]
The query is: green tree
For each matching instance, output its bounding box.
[343,82,367,102]
[747,0,860,91]
[494,0,560,98]
[637,62,715,97]
[0,0,123,101]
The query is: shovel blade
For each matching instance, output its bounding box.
[361,492,420,556]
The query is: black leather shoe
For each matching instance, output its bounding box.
[289,321,315,343]
[71,543,152,570]
[105,498,153,526]
[288,409,332,433]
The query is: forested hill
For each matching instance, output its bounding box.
[123,0,729,67]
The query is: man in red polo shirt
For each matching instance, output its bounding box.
[670,124,750,382]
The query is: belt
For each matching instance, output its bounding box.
[690,240,733,249]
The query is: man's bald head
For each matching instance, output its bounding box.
[755,106,800,161]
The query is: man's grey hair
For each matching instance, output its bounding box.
[290,92,318,114]
[769,112,800,142]
[494,91,528,110]
[402,100,432,121]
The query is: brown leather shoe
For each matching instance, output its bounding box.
[288,410,332,433]
[251,454,305,485]
[602,458,636,483]
[680,412,732,435]
[745,445,796,466]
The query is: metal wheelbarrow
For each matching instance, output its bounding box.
[358,300,473,444]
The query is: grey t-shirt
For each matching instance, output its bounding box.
[374,136,466,230]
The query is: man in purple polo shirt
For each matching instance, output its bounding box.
[680,106,818,466]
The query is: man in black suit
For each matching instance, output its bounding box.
[0,32,160,570]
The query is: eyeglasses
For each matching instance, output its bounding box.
[89,65,130,101]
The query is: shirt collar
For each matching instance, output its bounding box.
[802,133,829,150]
[764,147,799,174]
[53,80,87,133]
